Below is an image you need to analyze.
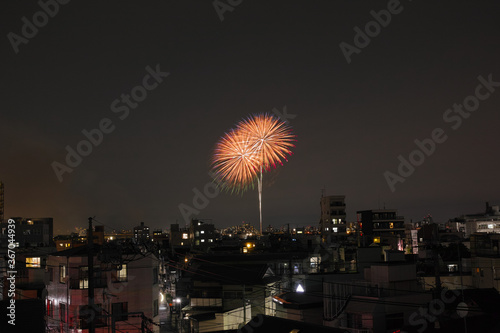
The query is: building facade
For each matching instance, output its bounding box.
[320,195,347,242]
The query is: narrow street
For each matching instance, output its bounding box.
[159,302,179,333]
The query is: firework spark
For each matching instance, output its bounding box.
[236,114,295,170]
[211,129,261,192]
[211,113,295,233]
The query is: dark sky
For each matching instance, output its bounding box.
[1,1,499,234]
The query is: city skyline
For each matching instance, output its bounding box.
[1,1,499,234]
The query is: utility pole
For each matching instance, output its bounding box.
[0,181,4,222]
[243,284,246,325]
[458,241,467,333]
[432,224,442,296]
[88,217,95,333]
[431,223,442,330]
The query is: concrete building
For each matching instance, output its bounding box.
[323,251,430,332]
[448,203,500,238]
[178,262,279,332]
[170,223,191,248]
[190,219,217,250]
[46,244,160,332]
[133,221,150,243]
[0,217,53,248]
[320,195,347,242]
[356,209,405,249]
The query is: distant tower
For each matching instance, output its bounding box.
[0,181,4,222]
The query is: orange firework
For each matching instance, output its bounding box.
[236,114,295,170]
[211,129,261,192]
[212,113,295,234]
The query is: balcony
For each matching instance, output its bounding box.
[372,216,405,221]
[69,278,107,289]
[190,298,222,307]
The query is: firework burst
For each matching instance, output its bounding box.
[211,129,261,193]
[211,113,295,233]
[236,114,295,170]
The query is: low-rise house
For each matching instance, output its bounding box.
[46,243,160,332]
[179,262,279,332]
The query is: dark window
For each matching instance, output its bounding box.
[386,312,404,329]
[79,304,106,328]
[223,291,243,299]
[347,313,362,329]
[153,267,158,284]
[60,303,66,322]
[112,302,128,321]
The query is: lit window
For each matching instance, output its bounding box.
[59,265,67,283]
[332,227,338,232]
[390,223,394,229]
[208,239,213,242]
[182,233,188,239]
[325,227,329,231]
[26,257,41,268]
[200,230,205,234]
[201,239,205,242]
[113,264,127,282]
[79,266,89,289]
[27,220,34,225]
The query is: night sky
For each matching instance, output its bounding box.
[1,1,499,234]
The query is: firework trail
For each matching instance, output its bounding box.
[212,113,295,233]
